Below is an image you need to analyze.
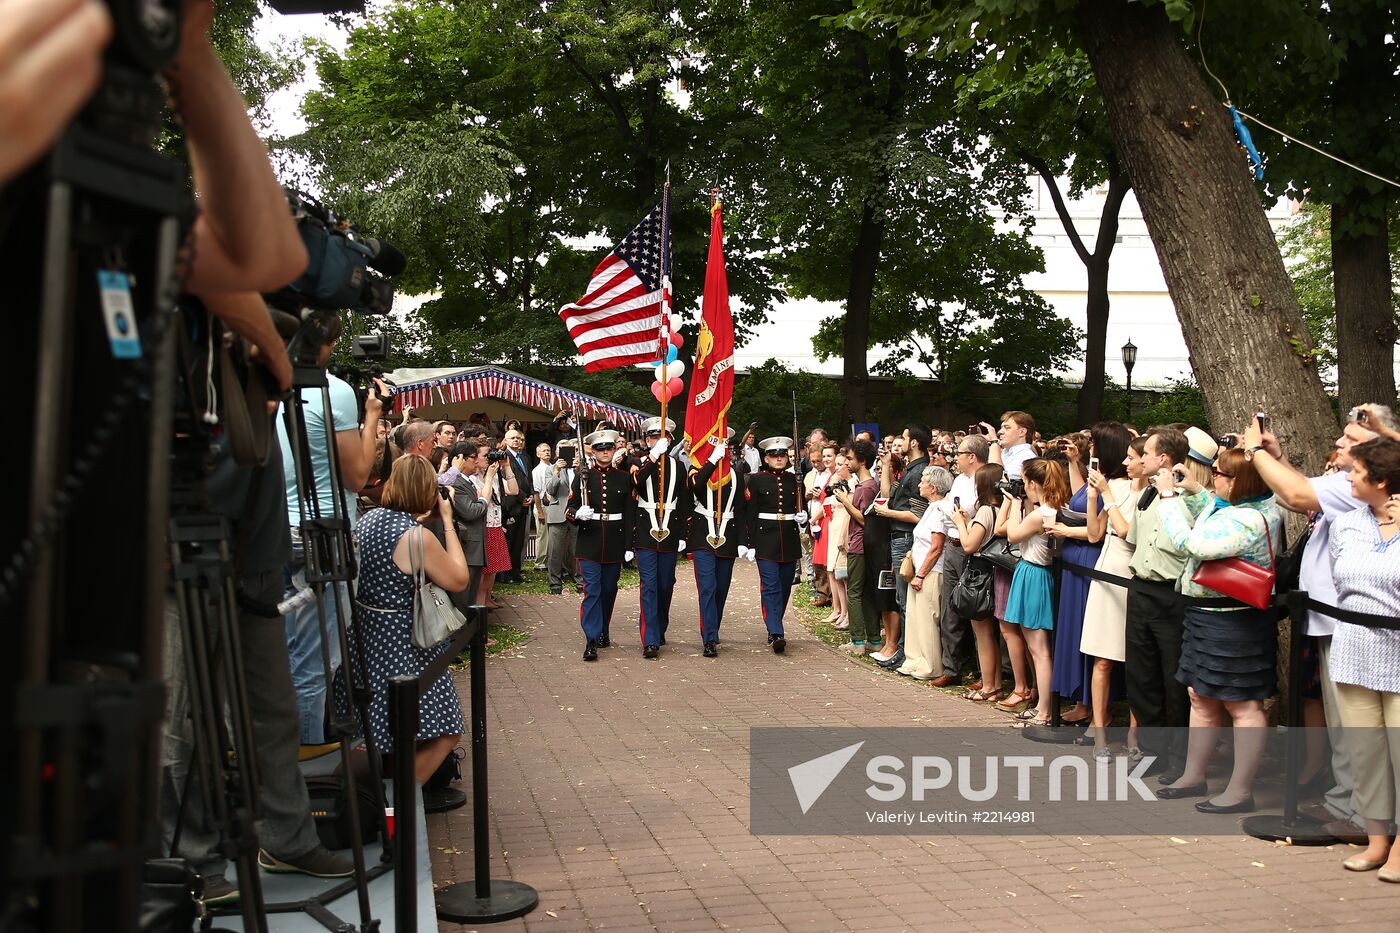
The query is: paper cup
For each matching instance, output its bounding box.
[1037,505,1057,522]
[874,498,889,508]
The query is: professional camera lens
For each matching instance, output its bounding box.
[1217,435,1239,449]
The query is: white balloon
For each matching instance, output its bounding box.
[653,360,686,382]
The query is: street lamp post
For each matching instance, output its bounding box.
[1121,338,1137,423]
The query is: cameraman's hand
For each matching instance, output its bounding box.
[437,493,454,523]
[0,0,112,184]
[1152,468,1177,497]
[247,341,292,403]
[554,458,566,474]
[1172,462,1203,495]
[365,378,389,415]
[1086,467,1108,494]
[1359,405,1400,443]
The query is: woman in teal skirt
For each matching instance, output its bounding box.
[1003,458,1070,727]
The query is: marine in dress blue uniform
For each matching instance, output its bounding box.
[630,417,690,659]
[567,430,634,661]
[688,429,746,658]
[740,437,807,653]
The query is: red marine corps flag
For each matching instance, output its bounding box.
[684,190,735,486]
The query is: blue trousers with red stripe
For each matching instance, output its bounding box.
[578,559,621,642]
[691,549,734,645]
[635,548,677,647]
[757,558,797,636]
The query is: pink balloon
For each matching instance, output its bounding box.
[651,382,666,403]
[667,376,683,396]
[670,331,683,349]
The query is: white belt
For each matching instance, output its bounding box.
[595,513,624,521]
[356,600,401,614]
[757,512,795,521]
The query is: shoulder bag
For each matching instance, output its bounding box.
[410,525,467,649]
[950,555,995,620]
[1190,510,1276,610]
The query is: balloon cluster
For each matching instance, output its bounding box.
[650,322,685,403]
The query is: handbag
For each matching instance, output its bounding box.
[1190,510,1276,610]
[978,535,1022,573]
[410,526,467,649]
[950,556,994,619]
[305,772,384,851]
[899,552,916,582]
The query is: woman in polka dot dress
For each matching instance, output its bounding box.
[354,455,470,782]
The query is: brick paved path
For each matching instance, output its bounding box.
[430,564,1396,932]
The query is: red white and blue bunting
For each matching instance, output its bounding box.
[389,367,647,432]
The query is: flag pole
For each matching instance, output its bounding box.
[656,167,672,531]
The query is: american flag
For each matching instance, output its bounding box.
[559,194,671,372]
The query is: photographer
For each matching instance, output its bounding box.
[274,320,388,745]
[980,411,1037,480]
[0,0,111,184]
[543,443,581,594]
[447,440,489,602]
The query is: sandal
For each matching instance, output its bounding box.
[995,690,1033,712]
[1060,710,1092,726]
[1012,717,1051,729]
[1014,706,1043,722]
[965,687,1002,702]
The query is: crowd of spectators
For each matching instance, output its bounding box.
[796,406,1400,880]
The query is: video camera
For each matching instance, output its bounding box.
[269,190,405,317]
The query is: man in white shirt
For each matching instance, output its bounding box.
[531,442,555,570]
[981,410,1036,480]
[932,434,987,686]
[1245,404,1396,839]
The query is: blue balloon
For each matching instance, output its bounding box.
[666,345,679,363]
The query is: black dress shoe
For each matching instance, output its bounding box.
[1157,769,1184,786]
[583,639,598,662]
[769,633,786,654]
[1156,783,1208,800]
[1195,796,1255,814]
[660,634,667,646]
[597,632,611,648]
[643,644,659,659]
[703,642,718,658]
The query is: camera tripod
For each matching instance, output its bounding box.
[2,59,189,933]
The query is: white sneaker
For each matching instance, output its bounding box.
[869,651,892,663]
[840,642,867,655]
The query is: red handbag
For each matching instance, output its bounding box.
[1190,511,1276,610]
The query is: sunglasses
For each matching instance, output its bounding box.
[1211,467,1234,478]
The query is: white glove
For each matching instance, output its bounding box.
[794,511,809,527]
[649,438,670,461]
[678,539,686,552]
[612,449,627,467]
[739,546,756,562]
[625,549,635,562]
[574,505,595,521]
[708,444,725,465]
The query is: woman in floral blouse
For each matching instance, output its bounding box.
[1153,447,1282,815]
[1327,438,1400,882]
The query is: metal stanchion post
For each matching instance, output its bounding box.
[1242,590,1335,845]
[435,608,539,923]
[390,675,421,931]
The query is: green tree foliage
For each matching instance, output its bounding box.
[686,0,1070,425]
[208,0,303,131]
[729,360,845,438]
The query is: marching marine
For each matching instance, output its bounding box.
[631,417,690,658]
[741,436,807,653]
[688,429,746,657]
[567,429,634,661]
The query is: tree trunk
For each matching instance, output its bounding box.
[1078,256,1112,425]
[1076,1,1336,466]
[843,202,884,428]
[1076,170,1130,426]
[1332,185,1397,411]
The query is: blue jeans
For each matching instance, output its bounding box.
[282,562,345,745]
[891,533,913,649]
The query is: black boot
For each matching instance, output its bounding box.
[643,644,660,659]
[768,633,786,654]
[597,631,611,648]
[703,642,718,658]
[583,639,598,661]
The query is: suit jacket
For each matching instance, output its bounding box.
[450,473,488,567]
[542,468,574,523]
[501,448,534,519]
